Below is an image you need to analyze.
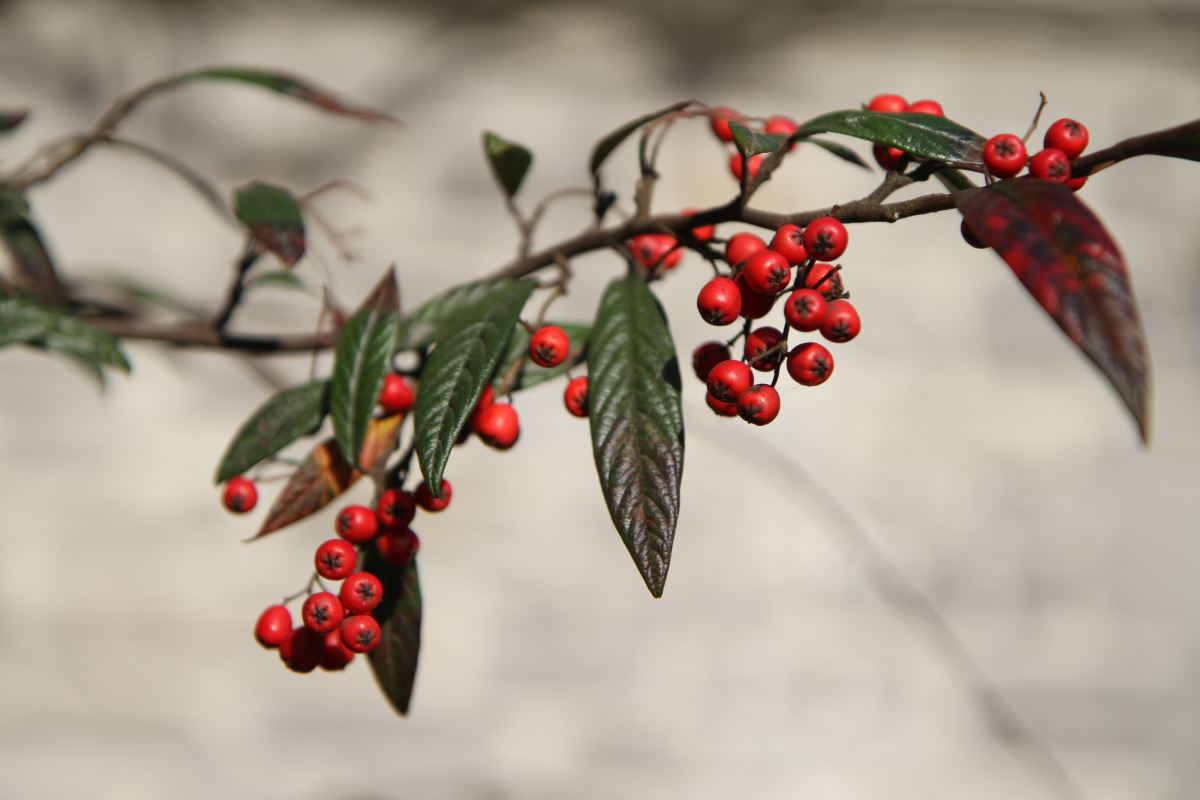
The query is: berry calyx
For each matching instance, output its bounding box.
[768,224,808,266]
[786,342,835,386]
[254,604,292,649]
[335,504,378,544]
[475,402,520,450]
[339,572,384,615]
[340,615,382,654]
[820,299,862,343]
[563,376,588,418]
[867,93,908,113]
[734,274,777,320]
[983,133,1027,179]
[804,263,845,299]
[743,249,791,295]
[376,488,417,529]
[320,629,355,671]
[378,374,415,415]
[1029,148,1070,183]
[1044,118,1089,159]
[783,288,828,332]
[706,392,739,417]
[697,276,742,325]
[376,527,420,566]
[222,476,257,514]
[302,591,345,634]
[906,99,944,116]
[725,232,767,267]
[706,359,753,403]
[802,217,849,261]
[529,325,570,368]
[744,326,785,372]
[415,479,452,511]
[729,152,765,182]
[315,538,358,581]
[681,208,715,241]
[280,626,323,673]
[692,341,731,382]
[709,106,741,143]
[737,384,781,426]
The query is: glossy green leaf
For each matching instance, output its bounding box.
[396,280,519,351]
[491,322,590,392]
[588,276,683,597]
[1073,118,1200,177]
[214,380,329,484]
[0,183,65,305]
[957,179,1150,442]
[795,110,987,168]
[414,279,535,493]
[234,181,306,267]
[330,268,400,468]
[165,66,395,123]
[364,549,422,716]
[482,131,533,198]
[589,100,692,177]
[0,110,28,133]
[729,122,786,158]
[805,137,870,169]
[0,297,131,379]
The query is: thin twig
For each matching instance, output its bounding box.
[1022,92,1050,144]
[210,239,264,331]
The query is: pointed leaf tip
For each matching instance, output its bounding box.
[482,131,533,198]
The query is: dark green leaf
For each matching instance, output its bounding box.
[214,380,329,483]
[957,179,1150,442]
[805,137,870,169]
[1073,119,1200,177]
[104,137,231,221]
[330,269,400,468]
[234,182,306,267]
[729,122,785,158]
[0,297,55,345]
[363,550,422,716]
[0,183,65,305]
[0,110,28,133]
[589,100,692,177]
[165,67,395,123]
[414,279,535,492]
[0,297,131,378]
[794,110,987,168]
[248,270,307,292]
[396,280,520,351]
[492,322,590,392]
[588,276,683,597]
[482,131,533,198]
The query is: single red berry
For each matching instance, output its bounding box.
[1044,118,1089,160]
[692,342,731,382]
[872,144,906,171]
[563,376,589,418]
[707,359,753,403]
[765,115,799,151]
[320,629,355,671]
[279,626,323,673]
[302,592,345,634]
[867,93,908,113]
[734,274,777,320]
[983,133,1027,179]
[314,539,357,581]
[339,572,384,615]
[744,326,785,372]
[630,234,679,270]
[820,299,862,343]
[906,99,944,116]
[377,527,420,566]
[737,384,781,425]
[475,402,520,450]
[960,218,987,249]
[1029,148,1071,183]
[802,217,848,261]
[681,208,715,241]
[696,276,742,325]
[786,342,835,386]
[804,262,845,299]
[222,476,257,514]
[709,106,741,142]
[743,249,791,295]
[470,384,495,426]
[415,479,452,512]
[725,232,767,267]
[729,152,765,182]
[378,374,415,415]
[254,604,292,649]
[783,288,828,332]
[1065,175,1087,192]
[376,488,417,529]
[340,615,382,654]
[660,238,683,269]
[706,392,739,417]
[529,325,570,368]
[335,504,378,544]
[768,224,808,266]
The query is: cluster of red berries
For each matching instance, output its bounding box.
[708,106,799,182]
[981,117,1090,189]
[863,93,947,170]
[692,217,861,425]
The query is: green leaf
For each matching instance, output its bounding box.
[491,322,590,392]
[165,66,395,123]
[396,280,520,351]
[956,179,1150,442]
[0,183,65,305]
[805,137,871,170]
[248,269,307,292]
[0,297,131,378]
[794,110,987,168]
[234,181,306,267]
[330,269,401,468]
[0,296,55,345]
[482,131,533,198]
[589,100,692,177]
[363,550,422,716]
[214,380,329,484]
[1073,118,1200,177]
[0,110,28,134]
[729,122,786,158]
[588,276,683,597]
[414,279,535,492]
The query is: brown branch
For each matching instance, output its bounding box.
[86,317,334,353]
[210,240,263,331]
[1070,118,1200,178]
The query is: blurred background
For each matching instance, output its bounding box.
[1,0,1199,798]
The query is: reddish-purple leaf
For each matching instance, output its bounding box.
[957,179,1151,441]
[170,67,395,123]
[234,182,306,267]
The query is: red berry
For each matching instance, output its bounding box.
[320,629,355,671]
[729,152,765,182]
[377,527,420,566]
[1029,148,1071,183]
[820,299,862,343]
[983,133,1027,179]
[783,288,828,332]
[470,385,495,430]
[737,384,781,425]
[765,114,798,136]
[630,234,679,270]
[697,276,742,325]
[529,325,570,368]
[906,99,944,116]
[786,342,835,386]
[378,374,415,415]
[734,274,777,320]
[706,392,739,417]
[1044,118,1089,160]
[415,479,452,512]
[339,572,384,615]
[222,476,257,514]
[744,326,785,372]
[315,538,358,581]
[1065,175,1087,192]
[743,249,791,295]
[768,224,808,266]
[707,359,752,403]
[254,604,292,649]
[867,93,908,113]
[692,341,731,382]
[376,488,417,529]
[804,263,845,299]
[872,144,906,171]
[709,106,741,142]
[340,615,382,654]
[336,504,378,544]
[725,232,767,267]
[475,403,520,450]
[960,218,987,249]
[302,592,345,634]
[279,626,323,673]
[802,217,848,261]
[563,376,588,418]
[681,208,715,241]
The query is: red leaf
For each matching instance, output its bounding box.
[957,179,1151,442]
